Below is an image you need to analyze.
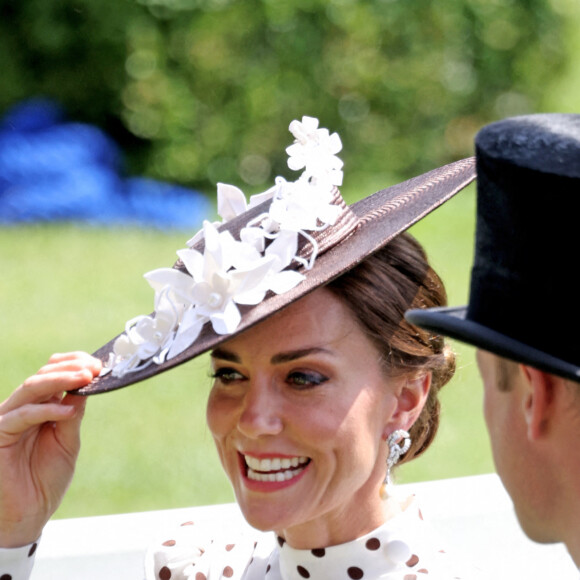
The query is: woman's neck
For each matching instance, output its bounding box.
[277,493,409,550]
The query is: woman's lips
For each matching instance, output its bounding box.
[239,453,311,488]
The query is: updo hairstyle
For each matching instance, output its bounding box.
[326,232,455,464]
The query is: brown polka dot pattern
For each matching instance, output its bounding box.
[365,537,381,551]
[1,575,12,580]
[28,544,37,557]
[347,566,364,579]
[145,498,463,580]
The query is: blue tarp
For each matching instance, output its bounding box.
[0,98,212,230]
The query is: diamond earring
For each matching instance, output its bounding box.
[380,429,411,499]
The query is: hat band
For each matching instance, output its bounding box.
[295,186,360,261]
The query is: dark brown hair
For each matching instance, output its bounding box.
[326,232,455,463]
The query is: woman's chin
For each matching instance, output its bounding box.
[237,503,290,533]
[233,487,303,533]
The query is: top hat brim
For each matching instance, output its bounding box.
[77,157,476,395]
[405,307,580,382]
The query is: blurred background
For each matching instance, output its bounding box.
[1,0,579,519]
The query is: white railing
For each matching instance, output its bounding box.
[32,474,576,579]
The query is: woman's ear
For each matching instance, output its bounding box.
[384,372,431,436]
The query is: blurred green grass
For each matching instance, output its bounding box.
[0,177,491,520]
[2,0,579,522]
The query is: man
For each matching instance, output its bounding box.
[406,113,580,567]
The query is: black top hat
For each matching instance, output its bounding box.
[406,113,580,382]
[78,117,475,395]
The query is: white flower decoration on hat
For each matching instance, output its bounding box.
[286,116,344,188]
[104,116,344,378]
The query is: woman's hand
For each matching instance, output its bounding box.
[0,352,101,548]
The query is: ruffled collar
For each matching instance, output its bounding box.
[270,497,431,580]
[145,495,460,580]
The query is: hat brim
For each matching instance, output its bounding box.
[77,158,476,395]
[405,306,580,382]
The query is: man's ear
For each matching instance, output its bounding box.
[383,373,431,437]
[520,365,557,440]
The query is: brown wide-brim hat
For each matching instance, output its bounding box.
[78,146,475,395]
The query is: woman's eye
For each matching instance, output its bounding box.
[287,371,328,389]
[211,368,244,384]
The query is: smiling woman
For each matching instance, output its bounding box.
[206,250,451,552]
[208,289,401,546]
[0,117,475,579]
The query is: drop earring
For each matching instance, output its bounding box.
[380,429,411,500]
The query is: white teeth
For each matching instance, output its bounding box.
[244,455,309,482]
[244,455,309,472]
[247,467,306,482]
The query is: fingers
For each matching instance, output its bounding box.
[0,352,99,445]
[0,396,87,447]
[0,389,89,450]
[0,352,101,414]
[0,349,98,430]
[53,393,88,448]
[40,351,103,376]
[0,403,78,445]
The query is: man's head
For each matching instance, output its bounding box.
[405,113,580,563]
[475,351,580,545]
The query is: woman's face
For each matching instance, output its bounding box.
[206,288,410,548]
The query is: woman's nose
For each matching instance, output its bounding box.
[237,382,283,438]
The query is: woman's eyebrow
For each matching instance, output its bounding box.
[271,347,332,364]
[210,346,334,365]
[210,348,240,363]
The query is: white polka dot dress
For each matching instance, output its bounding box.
[145,499,471,580]
[0,541,38,580]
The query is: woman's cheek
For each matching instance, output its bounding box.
[206,388,228,436]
